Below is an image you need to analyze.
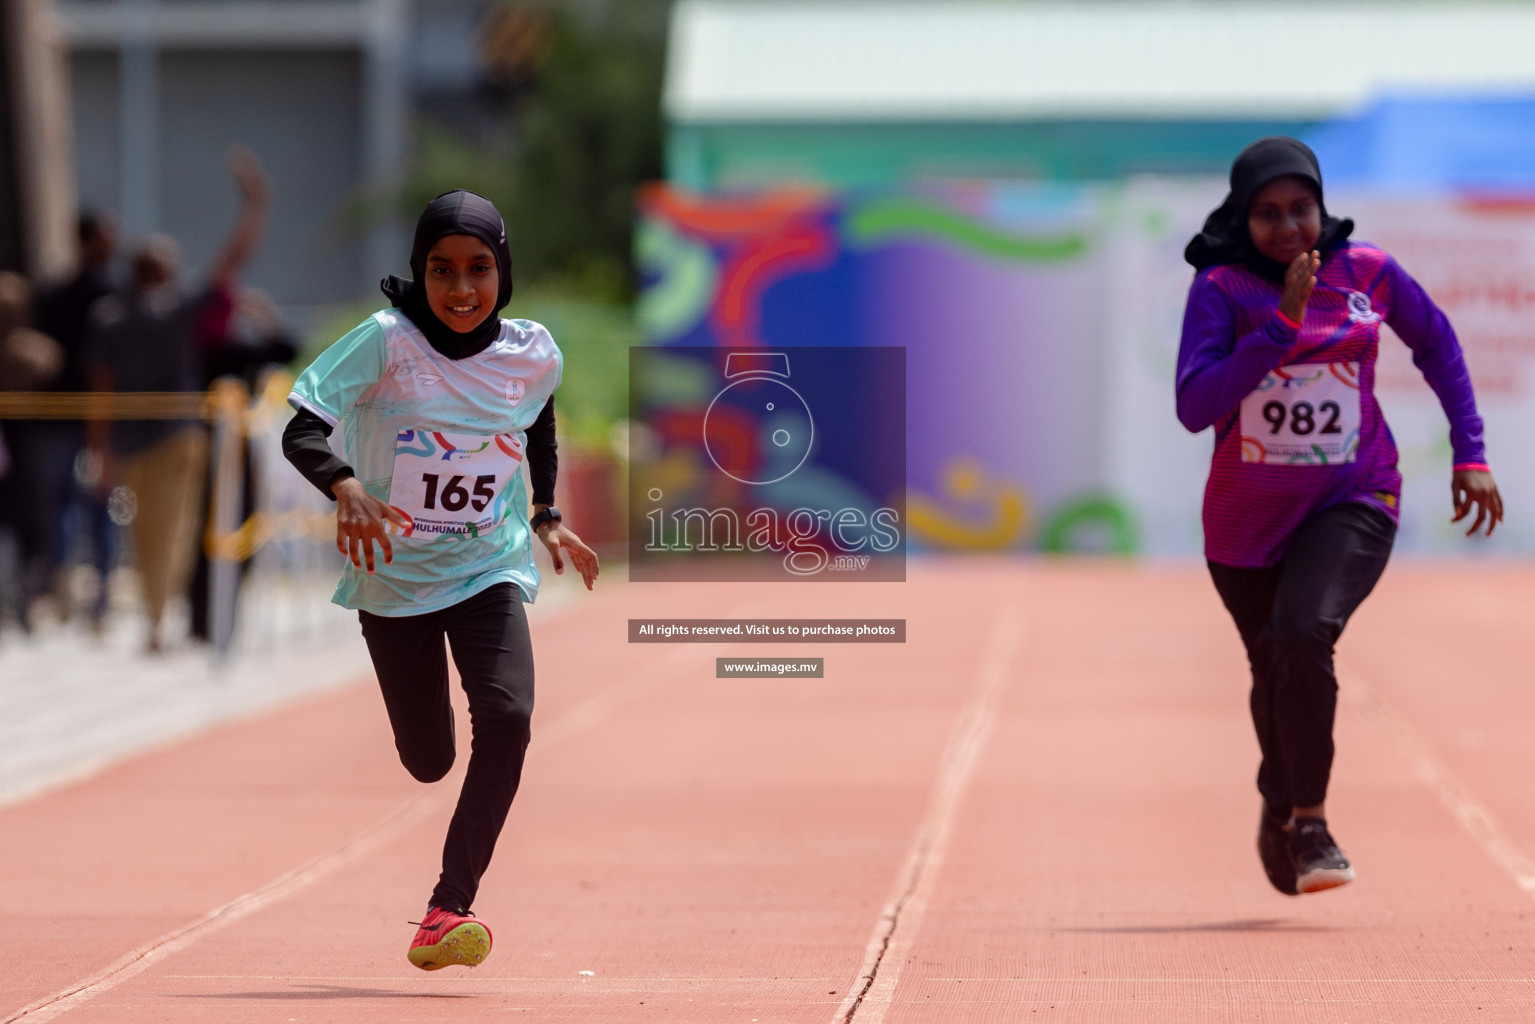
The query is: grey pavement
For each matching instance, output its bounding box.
[0,571,369,808]
[0,565,586,809]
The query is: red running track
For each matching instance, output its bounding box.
[4,560,1535,1022]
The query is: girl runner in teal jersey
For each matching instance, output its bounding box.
[283,190,598,969]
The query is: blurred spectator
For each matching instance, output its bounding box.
[29,211,121,630]
[203,287,299,388]
[0,273,62,389]
[0,271,66,632]
[188,286,297,644]
[85,147,271,654]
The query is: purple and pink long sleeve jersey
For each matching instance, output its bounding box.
[1176,240,1487,568]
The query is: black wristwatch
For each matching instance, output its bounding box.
[530,506,562,532]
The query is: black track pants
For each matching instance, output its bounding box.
[358,583,534,912]
[1207,502,1395,815]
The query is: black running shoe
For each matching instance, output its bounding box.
[1258,807,1298,895]
[1290,816,1354,893]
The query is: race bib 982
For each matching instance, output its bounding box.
[1239,362,1361,465]
[387,430,525,539]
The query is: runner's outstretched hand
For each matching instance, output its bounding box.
[1279,250,1321,324]
[537,521,599,590]
[333,476,410,573]
[1451,468,1504,538]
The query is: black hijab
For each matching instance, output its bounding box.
[381,190,514,359]
[1184,136,1353,284]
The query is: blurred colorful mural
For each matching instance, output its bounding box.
[635,182,1131,555]
[636,181,1535,557]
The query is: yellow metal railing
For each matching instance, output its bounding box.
[0,376,335,561]
[203,374,336,562]
[0,391,213,419]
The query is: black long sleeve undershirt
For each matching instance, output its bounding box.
[522,394,558,506]
[280,408,352,498]
[281,395,558,506]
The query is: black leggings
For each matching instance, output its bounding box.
[358,583,534,912]
[1208,502,1395,816]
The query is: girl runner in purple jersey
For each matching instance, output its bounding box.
[1176,137,1503,895]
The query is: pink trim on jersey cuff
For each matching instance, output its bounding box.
[1453,462,1491,473]
[1274,309,1301,330]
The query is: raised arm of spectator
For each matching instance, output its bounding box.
[207,146,271,290]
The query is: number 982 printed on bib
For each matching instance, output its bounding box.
[1239,362,1361,466]
[387,430,525,539]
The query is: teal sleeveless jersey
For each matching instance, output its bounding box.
[288,310,562,615]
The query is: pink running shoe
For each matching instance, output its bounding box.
[407,906,493,970]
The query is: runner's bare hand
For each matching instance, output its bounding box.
[1451,468,1503,538]
[1279,250,1320,324]
[334,475,409,573]
[537,521,600,590]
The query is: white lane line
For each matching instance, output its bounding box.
[1340,659,1535,897]
[158,973,837,982]
[2,636,703,1023]
[832,608,1023,1024]
[3,793,438,1024]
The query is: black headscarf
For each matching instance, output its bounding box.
[381,189,514,359]
[1184,136,1353,284]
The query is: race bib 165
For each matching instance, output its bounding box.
[386,430,525,538]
